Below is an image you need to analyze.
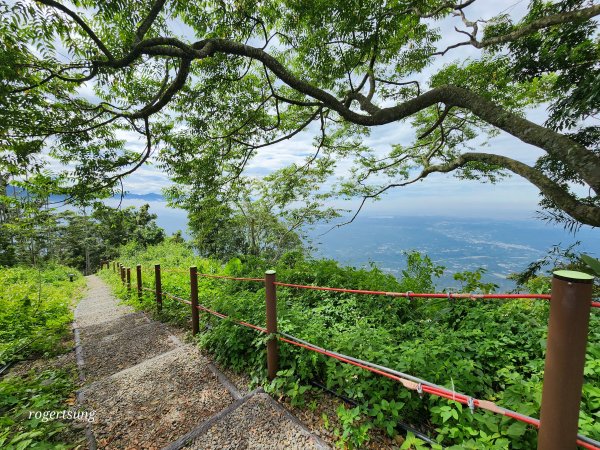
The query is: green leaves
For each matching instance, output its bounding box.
[0,265,83,366]
[0,368,77,450]
[0,265,83,449]
[108,241,600,448]
[581,254,600,277]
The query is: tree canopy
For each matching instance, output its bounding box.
[2,0,600,229]
[0,179,165,271]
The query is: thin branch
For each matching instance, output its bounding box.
[418,105,451,139]
[408,0,477,19]
[229,108,321,151]
[291,109,328,176]
[35,0,114,60]
[434,4,600,55]
[9,64,98,94]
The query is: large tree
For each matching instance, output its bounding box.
[2,0,599,228]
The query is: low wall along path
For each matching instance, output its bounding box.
[74,275,329,450]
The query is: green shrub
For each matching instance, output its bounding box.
[0,265,85,365]
[106,242,600,448]
[0,264,85,449]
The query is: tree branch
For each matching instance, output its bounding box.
[136,0,167,41]
[35,0,114,60]
[435,4,600,55]
[422,152,600,226]
[127,58,192,119]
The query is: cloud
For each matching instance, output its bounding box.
[101,2,567,221]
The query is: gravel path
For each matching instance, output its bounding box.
[83,346,234,449]
[74,276,329,450]
[181,393,329,450]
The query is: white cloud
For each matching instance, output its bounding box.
[106,2,576,221]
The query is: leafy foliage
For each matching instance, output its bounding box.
[3,0,600,229]
[0,264,85,449]
[0,181,165,272]
[164,165,339,262]
[0,265,84,366]
[105,241,600,448]
[0,368,79,450]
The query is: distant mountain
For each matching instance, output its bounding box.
[5,185,164,202]
[114,192,164,201]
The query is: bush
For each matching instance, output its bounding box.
[0,264,85,449]
[106,242,600,448]
[0,264,85,365]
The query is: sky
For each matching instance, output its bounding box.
[100,1,595,227]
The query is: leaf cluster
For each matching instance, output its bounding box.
[105,241,600,448]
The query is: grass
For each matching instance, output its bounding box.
[0,264,86,449]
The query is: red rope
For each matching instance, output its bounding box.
[273,282,600,309]
[198,273,264,282]
[159,268,189,273]
[162,291,192,305]
[276,335,598,449]
[273,282,551,299]
[193,303,267,332]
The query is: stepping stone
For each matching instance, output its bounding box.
[177,393,329,450]
[78,312,150,341]
[80,321,180,380]
[75,301,135,327]
[82,346,234,450]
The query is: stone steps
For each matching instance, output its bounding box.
[75,276,329,450]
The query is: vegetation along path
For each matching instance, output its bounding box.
[74,275,329,450]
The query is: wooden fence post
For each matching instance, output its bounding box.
[154,264,162,312]
[537,270,594,450]
[265,270,278,381]
[120,265,125,284]
[126,267,131,291]
[190,266,199,335]
[136,264,142,302]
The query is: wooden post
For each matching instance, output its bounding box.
[126,267,131,291]
[537,270,594,450]
[190,266,199,335]
[136,264,142,302]
[120,266,125,284]
[265,270,278,381]
[154,264,162,312]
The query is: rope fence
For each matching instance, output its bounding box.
[102,260,600,449]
